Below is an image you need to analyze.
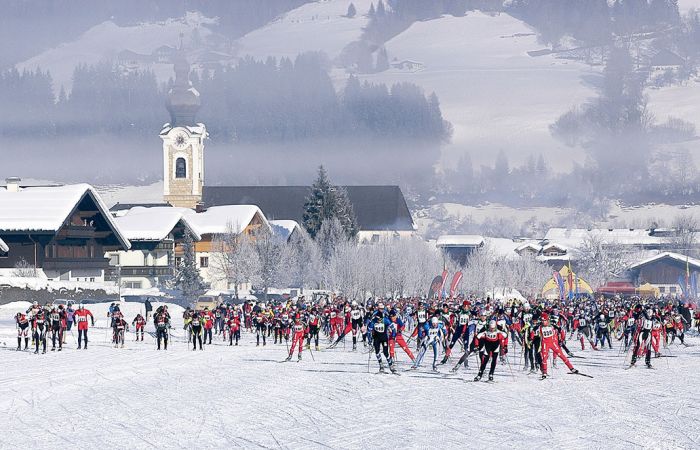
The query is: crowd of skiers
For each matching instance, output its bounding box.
[12,295,697,381]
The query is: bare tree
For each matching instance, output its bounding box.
[12,257,38,277]
[575,233,643,289]
[671,213,698,257]
[209,222,261,299]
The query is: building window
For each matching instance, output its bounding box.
[670,286,677,294]
[659,286,665,293]
[200,256,209,268]
[109,254,120,265]
[175,256,183,266]
[124,281,142,289]
[175,157,187,178]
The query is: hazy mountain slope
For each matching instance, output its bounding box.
[16,12,215,95]
[357,11,597,171]
[237,0,374,60]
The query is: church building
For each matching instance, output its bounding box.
[156,52,416,241]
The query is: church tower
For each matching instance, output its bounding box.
[160,48,207,209]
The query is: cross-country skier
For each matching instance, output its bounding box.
[190,311,204,351]
[15,312,30,350]
[350,301,364,350]
[73,304,95,350]
[441,301,470,364]
[370,310,397,373]
[630,308,654,368]
[227,312,241,346]
[411,317,446,371]
[201,307,214,345]
[388,308,415,362]
[255,311,268,346]
[285,314,307,361]
[32,308,48,354]
[473,319,508,382]
[154,307,171,351]
[305,307,321,351]
[132,314,146,341]
[537,313,578,379]
[113,315,128,348]
[48,305,65,351]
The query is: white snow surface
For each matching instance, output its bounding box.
[114,206,201,241]
[436,234,485,247]
[0,302,698,448]
[237,0,375,60]
[184,204,270,236]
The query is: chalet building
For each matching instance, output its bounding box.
[628,252,700,297]
[201,185,416,243]
[180,205,270,290]
[0,180,130,282]
[107,204,269,291]
[107,207,200,289]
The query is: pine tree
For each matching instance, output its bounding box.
[174,230,204,302]
[375,47,390,72]
[368,2,376,17]
[302,166,358,240]
[347,2,357,18]
[377,0,386,17]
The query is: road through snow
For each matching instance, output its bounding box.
[0,303,698,449]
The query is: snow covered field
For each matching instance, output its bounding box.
[1,301,698,449]
[237,0,374,61]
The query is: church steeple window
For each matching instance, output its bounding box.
[175,157,187,178]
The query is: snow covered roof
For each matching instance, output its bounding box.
[270,220,300,241]
[484,237,522,260]
[515,242,541,252]
[544,228,665,247]
[628,252,700,271]
[0,237,7,253]
[115,206,200,241]
[436,235,485,247]
[0,183,130,249]
[542,243,568,252]
[185,205,270,236]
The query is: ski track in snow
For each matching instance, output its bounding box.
[0,309,699,449]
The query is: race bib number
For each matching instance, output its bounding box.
[459,314,469,325]
[417,311,426,322]
[374,323,385,333]
[579,319,586,327]
[351,310,361,320]
[542,327,554,338]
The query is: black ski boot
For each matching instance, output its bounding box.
[474,374,482,382]
[488,375,494,382]
[285,354,292,362]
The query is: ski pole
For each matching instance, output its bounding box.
[367,347,372,373]
[308,344,315,362]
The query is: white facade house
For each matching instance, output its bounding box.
[107,207,200,289]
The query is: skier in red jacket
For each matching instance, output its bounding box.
[537,313,578,379]
[73,304,95,349]
[285,315,307,361]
